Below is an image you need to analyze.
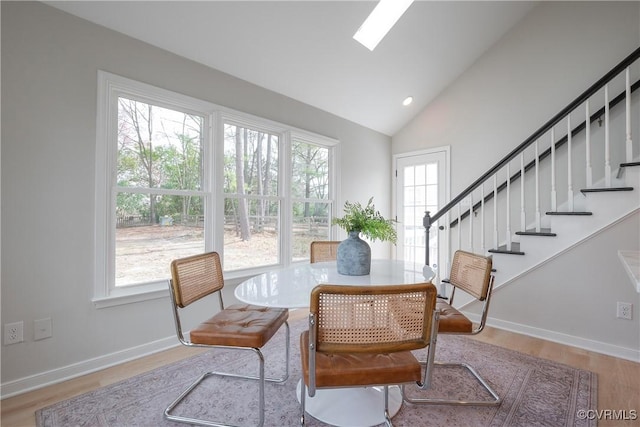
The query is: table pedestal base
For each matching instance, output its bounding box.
[296,380,402,427]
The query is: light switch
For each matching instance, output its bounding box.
[34,318,52,340]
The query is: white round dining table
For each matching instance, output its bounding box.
[234,258,430,309]
[234,258,432,427]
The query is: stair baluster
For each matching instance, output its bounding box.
[520,153,526,232]
[605,84,612,187]
[505,162,512,251]
[550,127,557,211]
[567,115,574,212]
[534,139,541,232]
[586,100,593,187]
[626,67,633,162]
[493,175,498,250]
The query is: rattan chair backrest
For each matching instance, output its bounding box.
[170,252,224,308]
[310,241,341,263]
[309,283,437,354]
[448,250,493,301]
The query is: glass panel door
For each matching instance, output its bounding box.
[395,149,448,279]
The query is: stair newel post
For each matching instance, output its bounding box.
[493,175,498,250]
[480,182,486,252]
[567,115,574,212]
[550,127,557,211]
[626,67,633,162]
[468,193,474,252]
[457,204,462,251]
[586,99,592,188]
[423,210,431,268]
[605,84,612,187]
[520,153,526,232]
[534,139,541,232]
[505,162,512,251]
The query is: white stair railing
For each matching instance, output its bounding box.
[422,47,640,274]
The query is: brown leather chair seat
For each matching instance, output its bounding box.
[436,299,473,333]
[190,304,289,348]
[300,330,422,388]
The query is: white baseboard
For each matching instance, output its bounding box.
[0,335,179,399]
[466,313,640,363]
[4,314,638,400]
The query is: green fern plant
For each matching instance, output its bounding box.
[332,197,397,244]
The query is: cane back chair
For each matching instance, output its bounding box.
[309,241,341,263]
[300,283,440,426]
[403,249,501,406]
[166,252,290,426]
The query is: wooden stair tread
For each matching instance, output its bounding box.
[580,187,633,193]
[546,211,593,216]
[488,242,525,255]
[620,161,640,168]
[515,228,557,237]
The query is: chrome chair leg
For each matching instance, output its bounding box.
[164,331,296,427]
[403,361,501,406]
[300,382,306,426]
[165,347,266,426]
[383,386,393,427]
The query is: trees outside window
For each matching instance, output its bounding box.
[95,72,337,306]
[291,138,331,261]
[222,123,280,270]
[115,97,206,287]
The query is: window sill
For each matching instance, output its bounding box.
[93,282,169,309]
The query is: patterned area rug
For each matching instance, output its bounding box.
[36,318,596,427]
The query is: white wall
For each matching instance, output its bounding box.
[482,210,640,359]
[0,2,391,395]
[393,1,640,359]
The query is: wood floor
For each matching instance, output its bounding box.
[2,309,639,427]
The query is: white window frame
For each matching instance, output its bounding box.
[216,113,287,278]
[94,71,216,308]
[215,117,340,278]
[94,71,339,308]
[287,130,340,263]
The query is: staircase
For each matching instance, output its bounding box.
[487,164,639,290]
[425,47,640,308]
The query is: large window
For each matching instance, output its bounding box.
[220,122,336,270]
[116,97,207,287]
[290,135,332,261]
[95,72,337,306]
[222,122,281,271]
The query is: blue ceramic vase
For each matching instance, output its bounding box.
[337,231,371,275]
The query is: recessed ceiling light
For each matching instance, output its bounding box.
[353,0,415,51]
[403,96,413,106]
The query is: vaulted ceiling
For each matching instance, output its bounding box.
[46,1,537,136]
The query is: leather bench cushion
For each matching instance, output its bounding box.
[300,331,422,388]
[437,300,473,333]
[190,304,288,348]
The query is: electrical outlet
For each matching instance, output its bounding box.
[616,302,633,320]
[4,321,24,345]
[34,318,53,341]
